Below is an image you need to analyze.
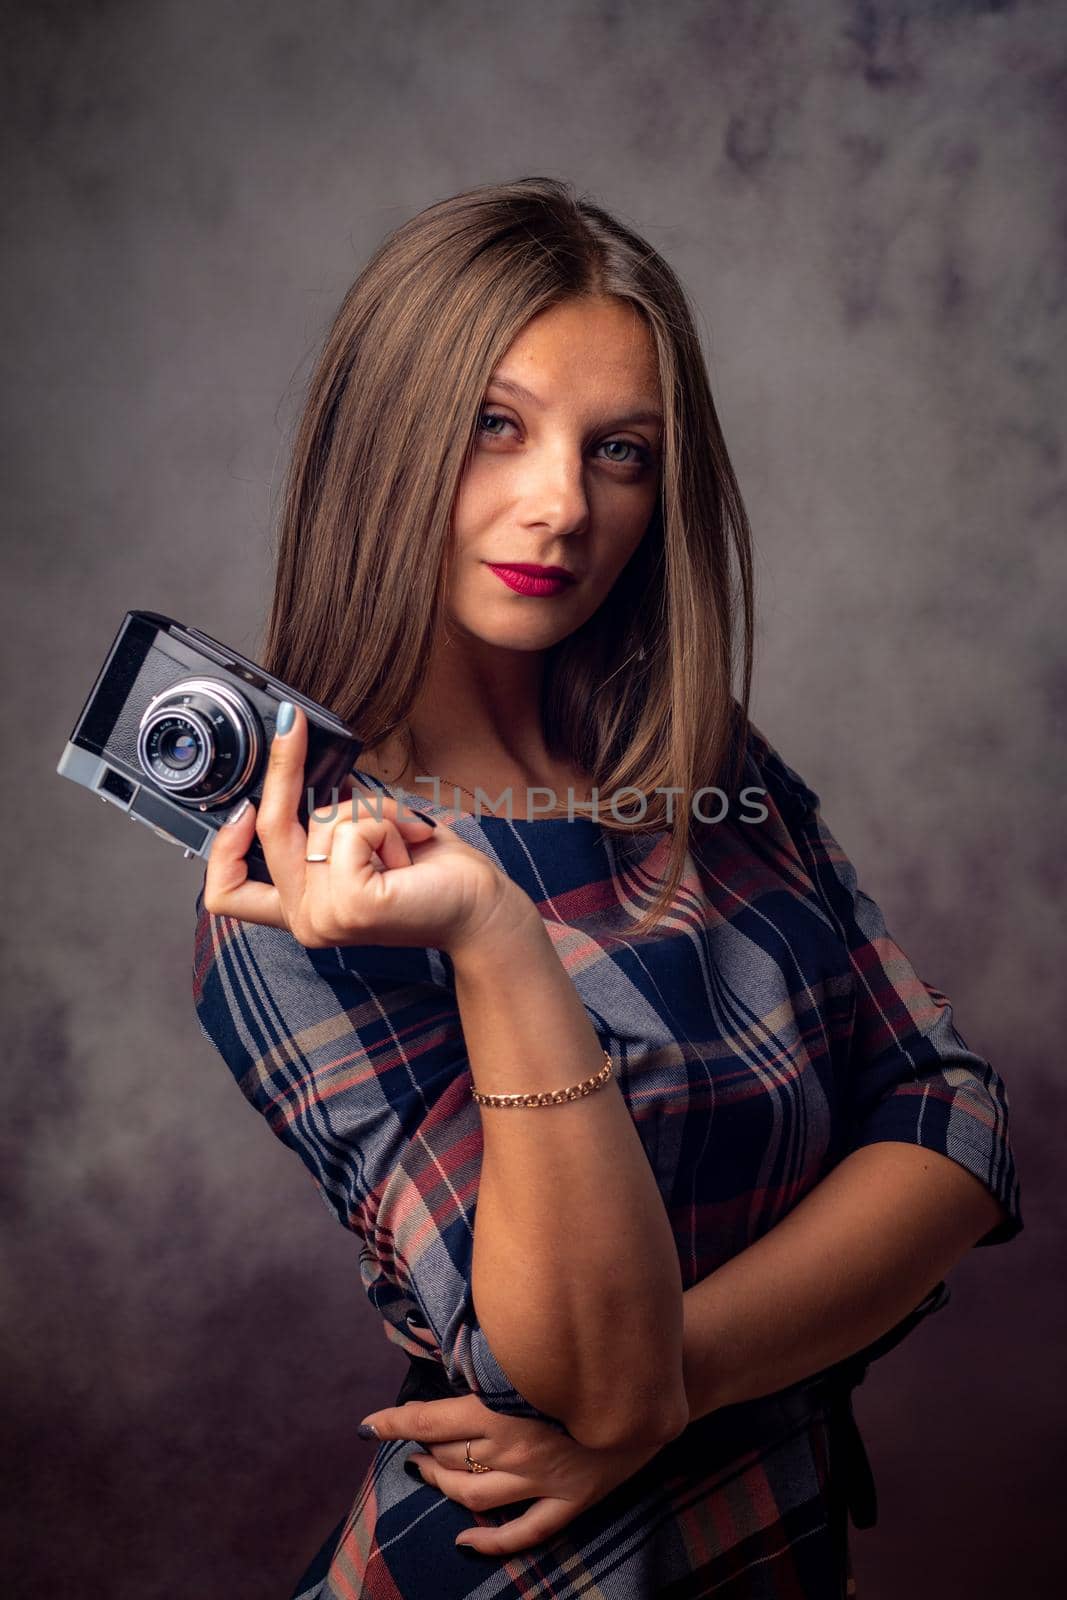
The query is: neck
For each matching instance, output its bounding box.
[388,634,559,787]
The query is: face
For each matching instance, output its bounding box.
[444,295,663,652]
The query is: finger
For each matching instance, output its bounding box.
[316,800,414,873]
[303,777,438,883]
[343,808,418,875]
[360,1396,491,1444]
[310,790,439,862]
[406,1453,537,1511]
[302,816,404,923]
[309,788,437,840]
[255,702,314,910]
[350,787,440,847]
[326,810,439,906]
[348,781,449,836]
[454,1496,577,1556]
[202,801,287,927]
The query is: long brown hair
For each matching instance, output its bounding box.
[259,176,755,935]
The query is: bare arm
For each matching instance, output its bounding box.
[680,1140,1007,1420]
[451,885,689,1452]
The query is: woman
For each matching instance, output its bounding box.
[192,177,1022,1599]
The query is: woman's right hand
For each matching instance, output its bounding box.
[201,702,529,956]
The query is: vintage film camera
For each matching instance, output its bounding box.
[56,610,363,884]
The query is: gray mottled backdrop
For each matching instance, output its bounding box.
[3,1,1063,1595]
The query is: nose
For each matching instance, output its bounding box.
[519,442,591,538]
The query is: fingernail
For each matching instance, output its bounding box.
[225,798,251,826]
[403,1458,424,1481]
[356,1422,379,1440]
[275,701,295,736]
[456,1543,482,1557]
[410,809,437,828]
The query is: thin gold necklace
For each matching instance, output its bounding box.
[402,732,494,813]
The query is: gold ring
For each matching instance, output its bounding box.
[465,1438,491,1474]
[305,853,331,863]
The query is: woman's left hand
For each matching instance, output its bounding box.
[360,1394,665,1557]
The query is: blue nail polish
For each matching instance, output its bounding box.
[403,1459,424,1481]
[276,701,295,736]
[356,1422,379,1440]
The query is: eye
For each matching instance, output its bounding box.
[476,410,655,470]
[477,409,513,439]
[598,438,654,468]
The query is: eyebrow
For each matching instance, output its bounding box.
[488,372,664,429]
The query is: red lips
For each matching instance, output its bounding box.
[486,564,577,598]
[491,563,575,580]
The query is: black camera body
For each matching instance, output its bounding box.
[57,610,363,884]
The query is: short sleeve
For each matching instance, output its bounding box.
[191,880,566,1425]
[749,726,1023,1250]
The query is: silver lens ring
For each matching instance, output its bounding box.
[137,676,262,807]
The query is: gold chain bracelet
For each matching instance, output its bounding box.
[470,1049,613,1109]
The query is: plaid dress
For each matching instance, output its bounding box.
[191,719,1022,1599]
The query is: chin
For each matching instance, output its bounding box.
[453,612,574,653]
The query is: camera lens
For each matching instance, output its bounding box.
[137,678,262,809]
[158,725,202,771]
[140,711,213,792]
